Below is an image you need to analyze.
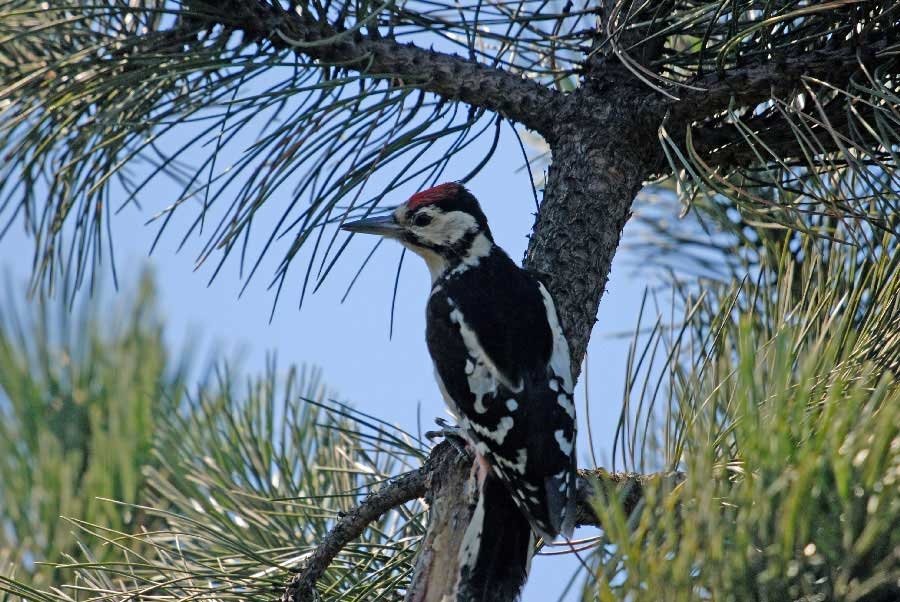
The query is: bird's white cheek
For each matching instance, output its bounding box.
[414,225,454,247]
[427,211,479,246]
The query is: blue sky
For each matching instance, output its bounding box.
[0,91,656,602]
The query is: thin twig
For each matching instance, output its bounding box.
[280,450,433,602]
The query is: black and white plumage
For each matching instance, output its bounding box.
[342,182,577,597]
[426,251,577,533]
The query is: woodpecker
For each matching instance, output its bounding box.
[342,182,577,598]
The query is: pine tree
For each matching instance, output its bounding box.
[1,1,898,600]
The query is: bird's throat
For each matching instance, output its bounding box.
[405,233,494,284]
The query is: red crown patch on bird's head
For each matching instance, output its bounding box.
[406,182,463,211]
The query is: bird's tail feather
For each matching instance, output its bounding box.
[457,473,534,602]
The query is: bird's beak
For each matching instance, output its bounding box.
[341,214,404,238]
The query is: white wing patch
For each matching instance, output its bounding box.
[493,447,529,475]
[470,415,515,444]
[554,429,574,456]
[448,297,524,394]
[536,282,574,394]
[469,360,497,414]
[557,392,575,419]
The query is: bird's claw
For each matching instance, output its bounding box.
[425,417,470,459]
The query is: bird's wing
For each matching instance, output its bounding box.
[427,274,576,539]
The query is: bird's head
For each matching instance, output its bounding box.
[342,182,495,280]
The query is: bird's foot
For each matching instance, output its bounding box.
[425,417,470,459]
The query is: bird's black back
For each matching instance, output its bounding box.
[426,246,577,539]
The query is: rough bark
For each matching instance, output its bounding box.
[403,444,476,602]
[522,126,646,368]
[523,71,665,369]
[689,91,893,172]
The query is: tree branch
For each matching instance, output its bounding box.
[281,441,682,602]
[688,91,894,172]
[659,39,899,173]
[202,1,563,134]
[670,39,895,124]
[279,452,432,602]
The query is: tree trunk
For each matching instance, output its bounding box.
[524,126,649,371]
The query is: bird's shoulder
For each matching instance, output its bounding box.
[426,247,558,385]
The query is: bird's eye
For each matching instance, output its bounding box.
[412,213,432,227]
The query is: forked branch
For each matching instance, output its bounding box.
[281,440,683,602]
